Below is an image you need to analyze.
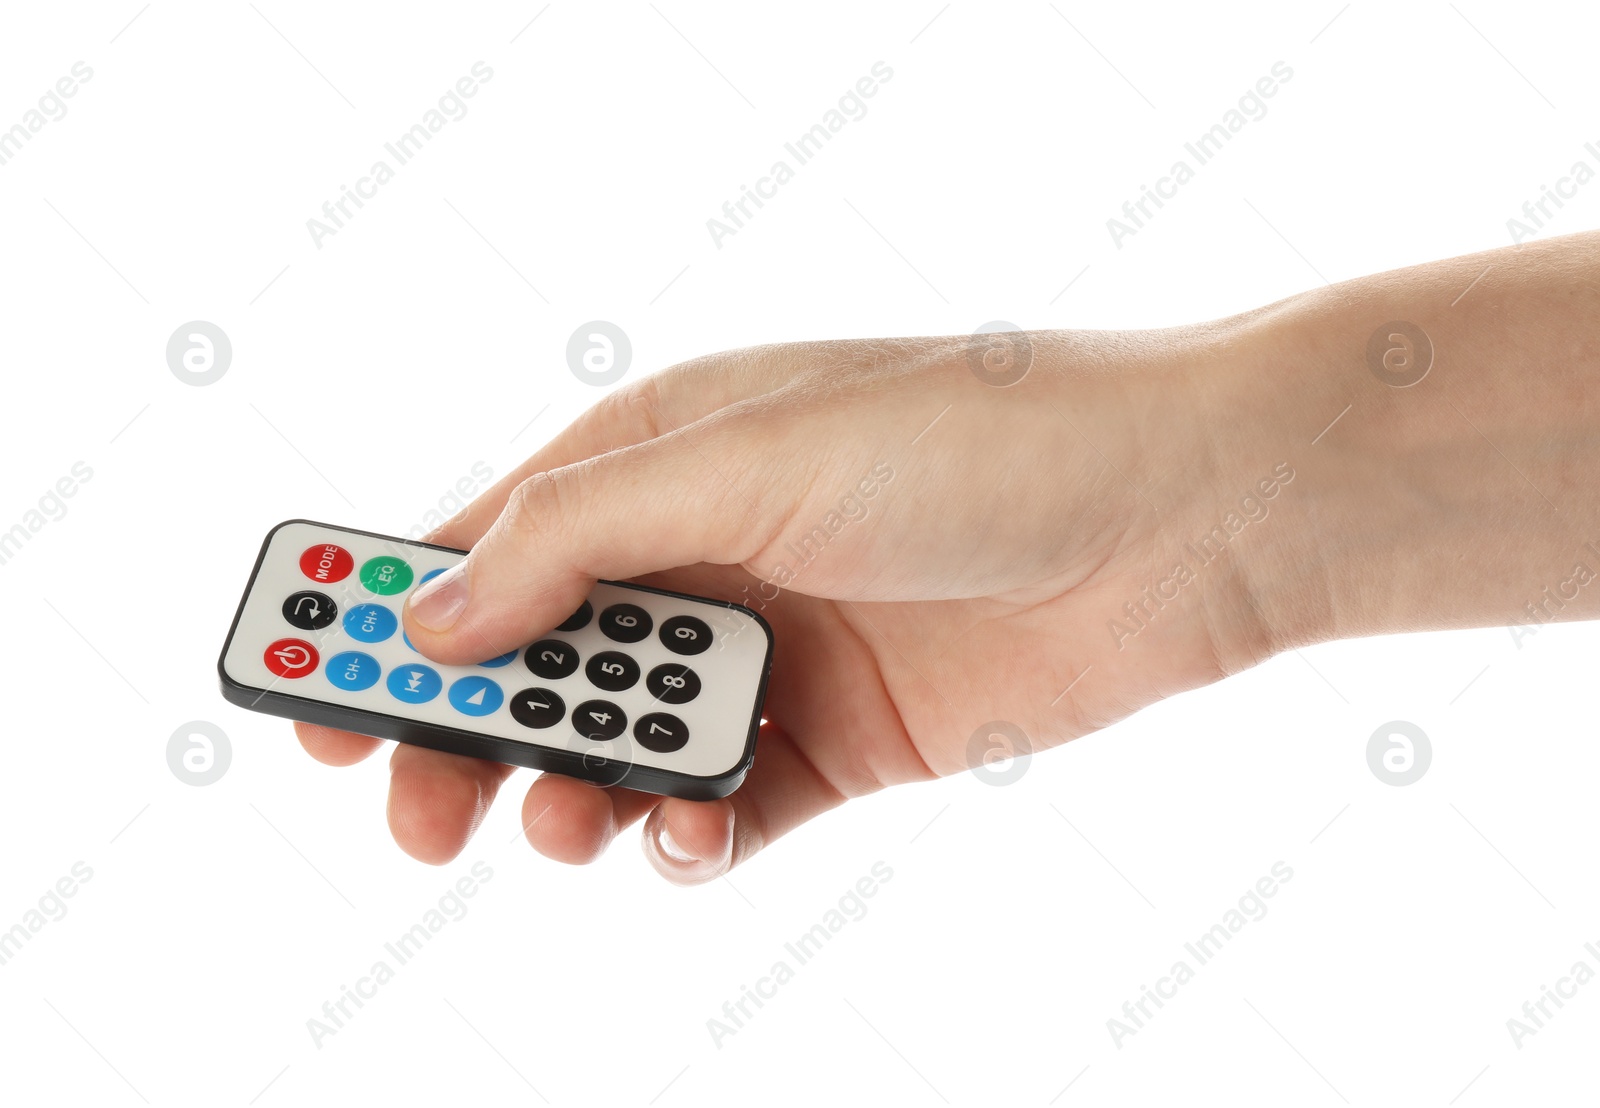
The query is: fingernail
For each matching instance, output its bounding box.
[657,820,698,864]
[409,562,468,631]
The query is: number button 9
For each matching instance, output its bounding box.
[659,615,712,656]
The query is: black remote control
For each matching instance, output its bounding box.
[218,521,774,799]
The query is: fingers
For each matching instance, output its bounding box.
[385,744,518,865]
[426,355,790,552]
[295,722,383,766]
[517,774,658,864]
[404,405,788,664]
[513,723,849,883]
[641,721,846,886]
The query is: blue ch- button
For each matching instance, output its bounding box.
[325,651,381,692]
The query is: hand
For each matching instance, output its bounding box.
[296,329,1286,882]
[297,229,1600,883]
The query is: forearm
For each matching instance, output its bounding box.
[1220,230,1600,649]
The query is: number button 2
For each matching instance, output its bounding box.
[525,639,579,679]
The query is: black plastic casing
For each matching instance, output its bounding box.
[217,520,774,800]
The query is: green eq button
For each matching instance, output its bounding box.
[359,555,414,595]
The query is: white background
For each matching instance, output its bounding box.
[1,1,1598,1105]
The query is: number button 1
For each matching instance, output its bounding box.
[525,639,579,679]
[659,615,712,656]
[586,651,639,692]
[510,688,565,729]
[599,603,651,643]
[573,699,626,741]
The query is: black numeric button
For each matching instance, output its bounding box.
[635,712,690,753]
[573,699,626,741]
[525,639,579,679]
[660,615,712,655]
[646,663,700,705]
[599,603,651,643]
[510,688,565,729]
[586,651,639,692]
[283,591,337,631]
[557,601,592,632]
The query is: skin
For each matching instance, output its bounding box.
[296,229,1600,884]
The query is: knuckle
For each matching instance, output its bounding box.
[501,470,567,544]
[594,376,665,446]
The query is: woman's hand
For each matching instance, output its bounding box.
[295,229,1600,883]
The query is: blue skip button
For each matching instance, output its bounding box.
[387,664,442,705]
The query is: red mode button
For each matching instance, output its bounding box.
[300,543,353,584]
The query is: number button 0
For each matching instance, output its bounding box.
[646,663,700,705]
[525,639,579,679]
[659,615,712,656]
[598,603,651,643]
[573,699,626,741]
[586,651,639,692]
[557,600,593,632]
[634,712,690,753]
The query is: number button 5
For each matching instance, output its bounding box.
[586,650,640,692]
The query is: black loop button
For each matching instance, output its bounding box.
[557,600,593,632]
[635,712,690,753]
[573,699,627,741]
[598,603,652,643]
[586,651,640,692]
[510,688,565,729]
[659,615,712,655]
[283,591,337,631]
[646,663,700,705]
[525,639,579,679]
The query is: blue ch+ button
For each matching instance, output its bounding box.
[344,603,397,644]
[325,651,381,692]
[387,664,442,705]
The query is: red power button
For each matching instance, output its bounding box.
[299,543,353,584]
[264,638,319,678]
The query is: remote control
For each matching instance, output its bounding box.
[217,520,774,799]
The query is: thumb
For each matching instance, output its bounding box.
[401,414,776,665]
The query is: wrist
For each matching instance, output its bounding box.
[1210,236,1600,653]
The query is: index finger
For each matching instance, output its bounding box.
[426,351,791,550]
